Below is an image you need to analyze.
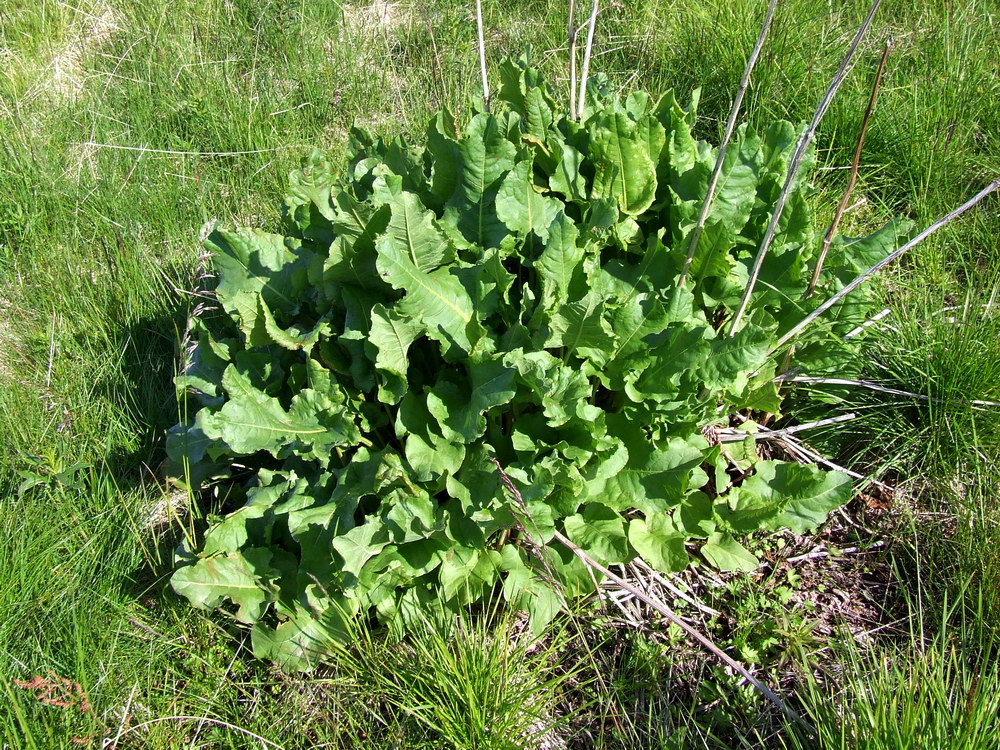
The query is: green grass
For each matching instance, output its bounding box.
[781,590,1000,750]
[2,0,999,746]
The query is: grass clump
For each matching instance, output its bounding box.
[782,593,1000,750]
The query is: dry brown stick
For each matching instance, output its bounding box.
[552,529,816,733]
[770,179,1000,354]
[807,39,893,298]
[568,0,579,121]
[729,0,883,336]
[475,0,490,112]
[678,0,780,288]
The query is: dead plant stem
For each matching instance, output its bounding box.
[807,38,892,298]
[476,0,490,112]
[552,530,816,734]
[729,0,883,335]
[771,179,1000,353]
[678,0,780,287]
[577,0,599,120]
[568,0,578,121]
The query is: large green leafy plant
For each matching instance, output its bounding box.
[168,59,909,669]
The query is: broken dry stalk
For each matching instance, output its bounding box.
[807,38,893,298]
[716,413,859,443]
[775,375,1000,409]
[729,0,883,335]
[678,0,780,288]
[568,0,579,120]
[771,179,1000,354]
[553,530,816,735]
[576,0,599,120]
[476,0,490,112]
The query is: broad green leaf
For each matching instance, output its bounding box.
[718,461,852,535]
[496,159,561,244]
[383,490,440,543]
[397,392,466,482]
[534,212,583,307]
[629,514,689,573]
[628,325,711,401]
[683,219,741,283]
[436,546,500,605]
[209,229,309,337]
[425,108,460,207]
[171,551,270,623]
[826,219,915,279]
[589,111,657,216]
[599,415,707,514]
[503,349,598,427]
[653,90,700,190]
[675,126,761,232]
[523,86,555,142]
[382,191,456,273]
[332,521,392,578]
[499,545,562,634]
[564,503,630,566]
[365,304,422,404]
[251,600,352,671]
[549,143,586,202]
[604,285,697,371]
[256,297,329,351]
[453,249,516,319]
[448,113,517,247]
[498,57,555,141]
[197,365,357,458]
[699,324,770,395]
[323,194,390,290]
[545,294,616,363]
[376,237,478,357]
[427,358,517,443]
[201,473,299,555]
[701,532,759,572]
[677,491,716,536]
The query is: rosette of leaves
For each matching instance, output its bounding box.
[167,58,910,669]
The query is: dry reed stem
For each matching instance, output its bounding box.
[771,179,1000,353]
[729,0,883,335]
[678,0,780,287]
[576,0,600,120]
[476,0,490,112]
[807,38,893,298]
[568,0,579,121]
